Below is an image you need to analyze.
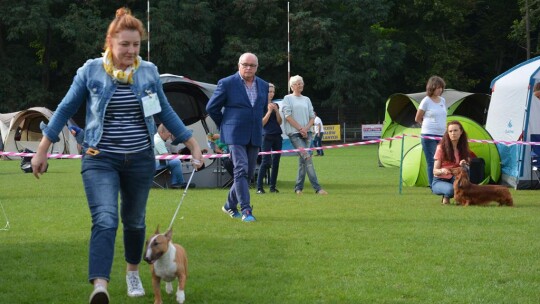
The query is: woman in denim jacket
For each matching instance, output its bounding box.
[31,8,203,304]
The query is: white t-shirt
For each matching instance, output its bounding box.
[153,133,169,155]
[313,116,324,133]
[418,96,447,136]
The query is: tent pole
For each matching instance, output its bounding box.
[399,134,406,194]
[287,1,291,93]
[147,0,150,61]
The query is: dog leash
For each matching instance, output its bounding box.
[167,168,197,231]
[0,200,10,231]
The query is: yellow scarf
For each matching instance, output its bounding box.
[102,48,141,84]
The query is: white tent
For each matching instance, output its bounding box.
[0,107,79,158]
[486,56,540,189]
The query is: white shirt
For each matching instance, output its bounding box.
[153,133,169,155]
[418,96,447,135]
[313,116,324,134]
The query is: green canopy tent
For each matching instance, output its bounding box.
[400,115,501,186]
[378,90,500,186]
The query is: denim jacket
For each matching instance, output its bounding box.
[41,58,192,150]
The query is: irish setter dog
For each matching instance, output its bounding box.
[450,164,514,207]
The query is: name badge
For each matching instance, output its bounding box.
[142,92,161,117]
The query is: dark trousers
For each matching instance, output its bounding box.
[313,132,324,155]
[257,134,282,190]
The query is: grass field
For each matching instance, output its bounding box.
[1,144,539,303]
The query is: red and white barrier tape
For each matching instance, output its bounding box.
[2,134,539,160]
[404,134,540,147]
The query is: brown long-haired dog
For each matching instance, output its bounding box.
[450,164,514,207]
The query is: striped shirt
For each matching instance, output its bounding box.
[98,84,150,153]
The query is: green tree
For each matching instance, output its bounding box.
[0,0,527,128]
[209,0,287,86]
[385,0,520,93]
[209,0,405,124]
[0,1,58,111]
[287,1,405,124]
[510,0,540,58]
[149,0,214,79]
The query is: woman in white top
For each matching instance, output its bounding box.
[282,75,328,195]
[415,76,447,188]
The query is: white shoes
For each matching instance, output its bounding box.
[126,271,145,297]
[89,285,109,304]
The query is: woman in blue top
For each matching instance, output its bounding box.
[415,76,447,188]
[31,8,203,304]
[256,83,283,194]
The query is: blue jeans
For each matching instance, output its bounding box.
[227,144,259,212]
[431,176,455,198]
[421,134,441,187]
[156,159,185,185]
[289,133,322,192]
[257,134,282,190]
[313,132,324,155]
[82,149,155,282]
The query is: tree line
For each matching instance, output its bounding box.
[0,0,537,126]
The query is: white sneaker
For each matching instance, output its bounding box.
[89,285,109,304]
[126,271,145,297]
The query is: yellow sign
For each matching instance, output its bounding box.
[322,125,341,141]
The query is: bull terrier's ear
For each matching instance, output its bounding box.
[165,228,173,240]
[154,225,160,234]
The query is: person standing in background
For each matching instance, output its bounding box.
[312,112,324,156]
[154,124,194,189]
[30,8,203,304]
[282,75,328,195]
[415,76,447,188]
[206,52,268,222]
[256,83,282,194]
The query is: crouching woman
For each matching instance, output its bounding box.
[431,120,471,204]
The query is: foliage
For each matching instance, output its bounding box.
[1,145,540,303]
[510,0,540,57]
[149,0,214,79]
[0,0,526,124]
[289,1,405,124]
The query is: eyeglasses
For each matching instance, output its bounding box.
[240,63,258,68]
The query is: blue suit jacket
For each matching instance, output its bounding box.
[206,72,268,147]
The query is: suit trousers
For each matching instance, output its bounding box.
[226,144,259,212]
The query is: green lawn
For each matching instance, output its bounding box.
[0,144,539,303]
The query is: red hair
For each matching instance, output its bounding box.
[104,7,146,50]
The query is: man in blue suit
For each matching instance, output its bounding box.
[206,52,269,222]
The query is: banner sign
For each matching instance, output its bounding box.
[362,124,383,140]
[322,125,341,141]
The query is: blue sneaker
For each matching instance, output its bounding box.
[241,209,256,222]
[222,206,241,218]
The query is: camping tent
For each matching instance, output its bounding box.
[378,89,500,186]
[0,107,79,157]
[160,74,218,149]
[486,56,540,189]
[379,89,491,167]
[401,115,501,186]
[159,74,232,188]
